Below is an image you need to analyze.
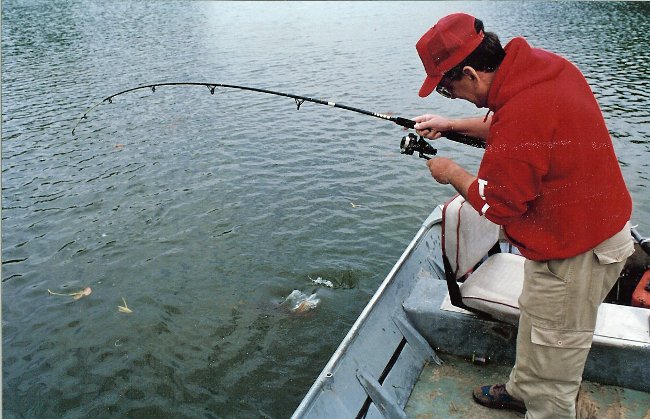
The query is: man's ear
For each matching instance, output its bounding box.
[462,66,479,81]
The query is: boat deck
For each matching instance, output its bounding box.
[405,353,650,419]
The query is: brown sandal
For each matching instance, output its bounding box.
[473,384,526,413]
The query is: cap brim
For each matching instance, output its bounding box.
[418,74,443,98]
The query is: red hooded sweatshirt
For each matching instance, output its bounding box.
[466,37,632,261]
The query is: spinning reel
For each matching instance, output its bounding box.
[400,133,437,160]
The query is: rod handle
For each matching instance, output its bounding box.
[443,132,486,149]
[392,117,485,149]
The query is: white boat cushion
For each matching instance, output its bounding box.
[460,253,525,325]
[443,195,500,279]
[454,253,650,343]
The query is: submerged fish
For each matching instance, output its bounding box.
[285,290,320,313]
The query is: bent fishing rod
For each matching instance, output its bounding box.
[72,82,486,156]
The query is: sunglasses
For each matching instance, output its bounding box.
[435,84,454,99]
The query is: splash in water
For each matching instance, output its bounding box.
[309,276,334,288]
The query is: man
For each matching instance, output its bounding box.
[412,13,634,418]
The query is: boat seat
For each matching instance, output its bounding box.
[460,253,524,325]
[442,195,525,325]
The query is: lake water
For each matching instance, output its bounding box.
[2,1,649,418]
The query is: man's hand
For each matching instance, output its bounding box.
[413,114,453,140]
[426,157,459,184]
[413,114,492,141]
[426,157,477,198]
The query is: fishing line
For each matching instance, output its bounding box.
[72,82,486,153]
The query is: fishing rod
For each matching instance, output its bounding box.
[72,82,486,155]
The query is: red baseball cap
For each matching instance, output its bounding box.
[416,13,484,97]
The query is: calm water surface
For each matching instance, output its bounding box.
[2,2,649,418]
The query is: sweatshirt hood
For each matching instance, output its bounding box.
[488,37,565,111]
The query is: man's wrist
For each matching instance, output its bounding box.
[448,165,476,198]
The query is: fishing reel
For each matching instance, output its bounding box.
[400,133,437,160]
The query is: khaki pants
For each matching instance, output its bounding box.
[506,223,634,419]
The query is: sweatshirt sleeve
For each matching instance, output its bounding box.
[466,156,543,225]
